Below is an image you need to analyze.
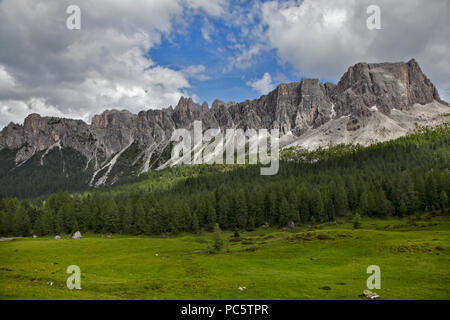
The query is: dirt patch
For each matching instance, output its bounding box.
[0,267,12,271]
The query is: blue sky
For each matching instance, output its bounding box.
[150,6,301,106]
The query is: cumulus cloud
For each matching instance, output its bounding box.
[261,0,450,99]
[0,98,68,126]
[246,72,275,95]
[0,0,226,127]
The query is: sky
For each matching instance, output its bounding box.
[0,0,449,127]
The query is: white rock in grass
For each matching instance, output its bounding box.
[54,235,61,240]
[72,231,82,239]
[363,289,380,299]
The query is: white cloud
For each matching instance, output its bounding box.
[246,72,275,95]
[0,0,227,127]
[0,65,16,93]
[261,0,450,98]
[181,65,210,81]
[0,98,68,126]
[184,0,227,16]
[228,44,262,70]
[201,18,215,42]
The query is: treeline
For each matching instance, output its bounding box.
[0,147,92,199]
[0,126,449,237]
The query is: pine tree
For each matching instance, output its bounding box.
[279,197,290,226]
[359,191,369,215]
[333,180,348,217]
[298,186,310,223]
[181,204,192,232]
[213,223,223,252]
[56,207,65,234]
[205,194,217,231]
[105,200,120,234]
[235,190,248,229]
[440,191,448,210]
[120,200,133,234]
[217,195,230,228]
[346,177,358,210]
[14,204,31,236]
[0,210,5,236]
[310,189,325,222]
[352,213,362,229]
[134,200,147,234]
[323,188,335,222]
[247,216,255,231]
[191,212,200,233]
[265,190,277,225]
[399,200,407,217]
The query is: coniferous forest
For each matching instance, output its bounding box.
[0,125,448,237]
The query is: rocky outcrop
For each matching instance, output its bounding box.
[331,59,444,130]
[0,59,447,186]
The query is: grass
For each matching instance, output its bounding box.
[0,216,449,300]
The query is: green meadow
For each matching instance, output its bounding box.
[1,215,449,300]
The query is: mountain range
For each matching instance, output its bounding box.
[0,59,448,197]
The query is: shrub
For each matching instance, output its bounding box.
[213,223,223,252]
[352,213,362,229]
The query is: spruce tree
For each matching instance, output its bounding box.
[14,204,31,236]
[105,200,120,234]
[191,212,200,233]
[310,189,325,222]
[440,191,448,210]
[213,223,223,252]
[235,190,248,229]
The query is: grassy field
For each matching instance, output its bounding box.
[0,215,449,300]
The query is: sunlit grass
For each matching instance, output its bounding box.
[1,216,449,300]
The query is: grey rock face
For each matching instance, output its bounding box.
[331,59,443,130]
[0,59,446,186]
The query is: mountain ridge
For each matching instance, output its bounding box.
[0,59,448,193]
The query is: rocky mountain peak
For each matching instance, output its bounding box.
[333,59,442,115]
[92,109,137,128]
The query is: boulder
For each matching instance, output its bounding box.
[72,231,82,239]
[363,289,380,299]
[54,235,61,240]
